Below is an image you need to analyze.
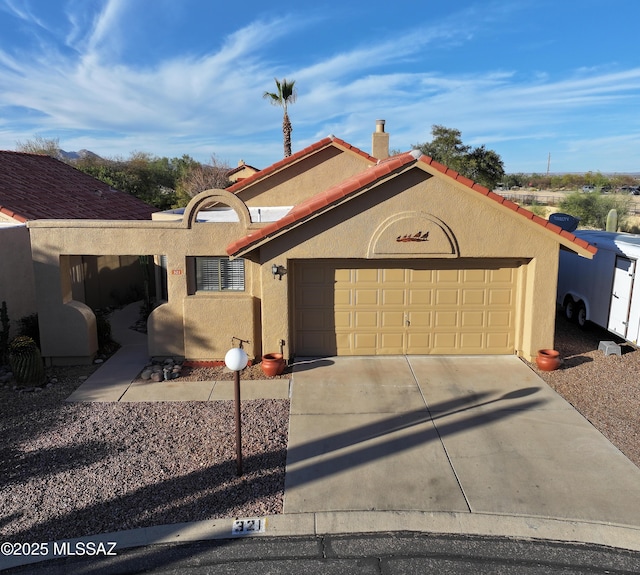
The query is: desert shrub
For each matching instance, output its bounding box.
[559,192,631,230]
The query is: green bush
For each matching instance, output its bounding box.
[559,192,631,230]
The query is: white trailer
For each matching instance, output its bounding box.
[557,230,640,345]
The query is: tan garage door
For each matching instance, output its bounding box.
[294,259,520,356]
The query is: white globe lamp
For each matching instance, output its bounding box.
[225,347,248,371]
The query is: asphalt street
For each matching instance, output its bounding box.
[3,533,640,574]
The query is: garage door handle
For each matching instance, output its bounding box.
[405,314,410,327]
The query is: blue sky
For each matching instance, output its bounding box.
[0,0,639,174]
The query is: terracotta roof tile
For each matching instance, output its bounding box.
[0,151,157,221]
[226,136,377,195]
[225,142,596,257]
[226,152,416,255]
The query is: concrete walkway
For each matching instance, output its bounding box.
[65,302,289,402]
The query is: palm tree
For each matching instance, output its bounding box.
[263,78,297,157]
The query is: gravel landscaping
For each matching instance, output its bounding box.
[527,314,640,469]
[0,313,638,543]
[0,365,289,543]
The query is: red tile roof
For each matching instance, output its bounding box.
[0,151,156,221]
[226,147,597,257]
[226,136,377,195]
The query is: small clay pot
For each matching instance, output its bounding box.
[261,353,285,377]
[535,349,561,371]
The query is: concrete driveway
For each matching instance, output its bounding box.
[284,355,640,528]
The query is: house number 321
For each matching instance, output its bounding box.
[232,517,266,535]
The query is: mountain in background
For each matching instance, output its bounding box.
[57,149,102,162]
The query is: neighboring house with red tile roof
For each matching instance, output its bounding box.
[25,123,595,365]
[0,152,157,336]
[0,151,156,222]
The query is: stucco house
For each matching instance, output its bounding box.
[26,123,596,365]
[0,151,156,337]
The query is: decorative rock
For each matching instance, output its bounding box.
[151,372,163,382]
[78,376,88,381]
[94,358,104,364]
[141,369,153,380]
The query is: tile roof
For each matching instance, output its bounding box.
[0,151,156,221]
[226,136,377,195]
[226,148,597,257]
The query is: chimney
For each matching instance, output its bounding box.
[372,119,389,160]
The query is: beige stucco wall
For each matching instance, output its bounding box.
[237,146,374,207]
[0,225,37,338]
[26,161,578,365]
[27,200,263,363]
[256,167,563,361]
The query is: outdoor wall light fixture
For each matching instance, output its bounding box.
[224,341,249,476]
[271,263,287,280]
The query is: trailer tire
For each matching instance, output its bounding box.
[564,299,577,322]
[576,302,587,328]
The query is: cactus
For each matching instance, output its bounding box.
[8,336,46,387]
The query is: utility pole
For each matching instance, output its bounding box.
[546,152,551,176]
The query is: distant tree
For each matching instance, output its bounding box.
[75,152,180,210]
[15,135,61,158]
[414,125,504,189]
[175,155,231,206]
[263,78,297,157]
[559,191,631,230]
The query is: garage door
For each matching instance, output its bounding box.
[294,259,519,356]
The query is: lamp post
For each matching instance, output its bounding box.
[224,346,248,476]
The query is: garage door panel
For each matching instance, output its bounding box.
[488,311,512,327]
[435,311,459,328]
[489,289,513,305]
[381,311,405,328]
[335,289,352,305]
[295,260,518,356]
[433,332,458,350]
[356,268,379,283]
[462,289,485,305]
[383,289,405,305]
[409,289,432,305]
[355,289,378,305]
[436,289,459,305]
[355,311,378,328]
[460,333,484,349]
[380,332,405,353]
[463,269,487,282]
[407,311,432,327]
[383,268,406,283]
[461,311,484,327]
[437,269,460,283]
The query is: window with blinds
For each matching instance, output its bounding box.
[195,257,245,291]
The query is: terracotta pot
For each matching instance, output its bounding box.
[261,353,285,377]
[535,349,561,371]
